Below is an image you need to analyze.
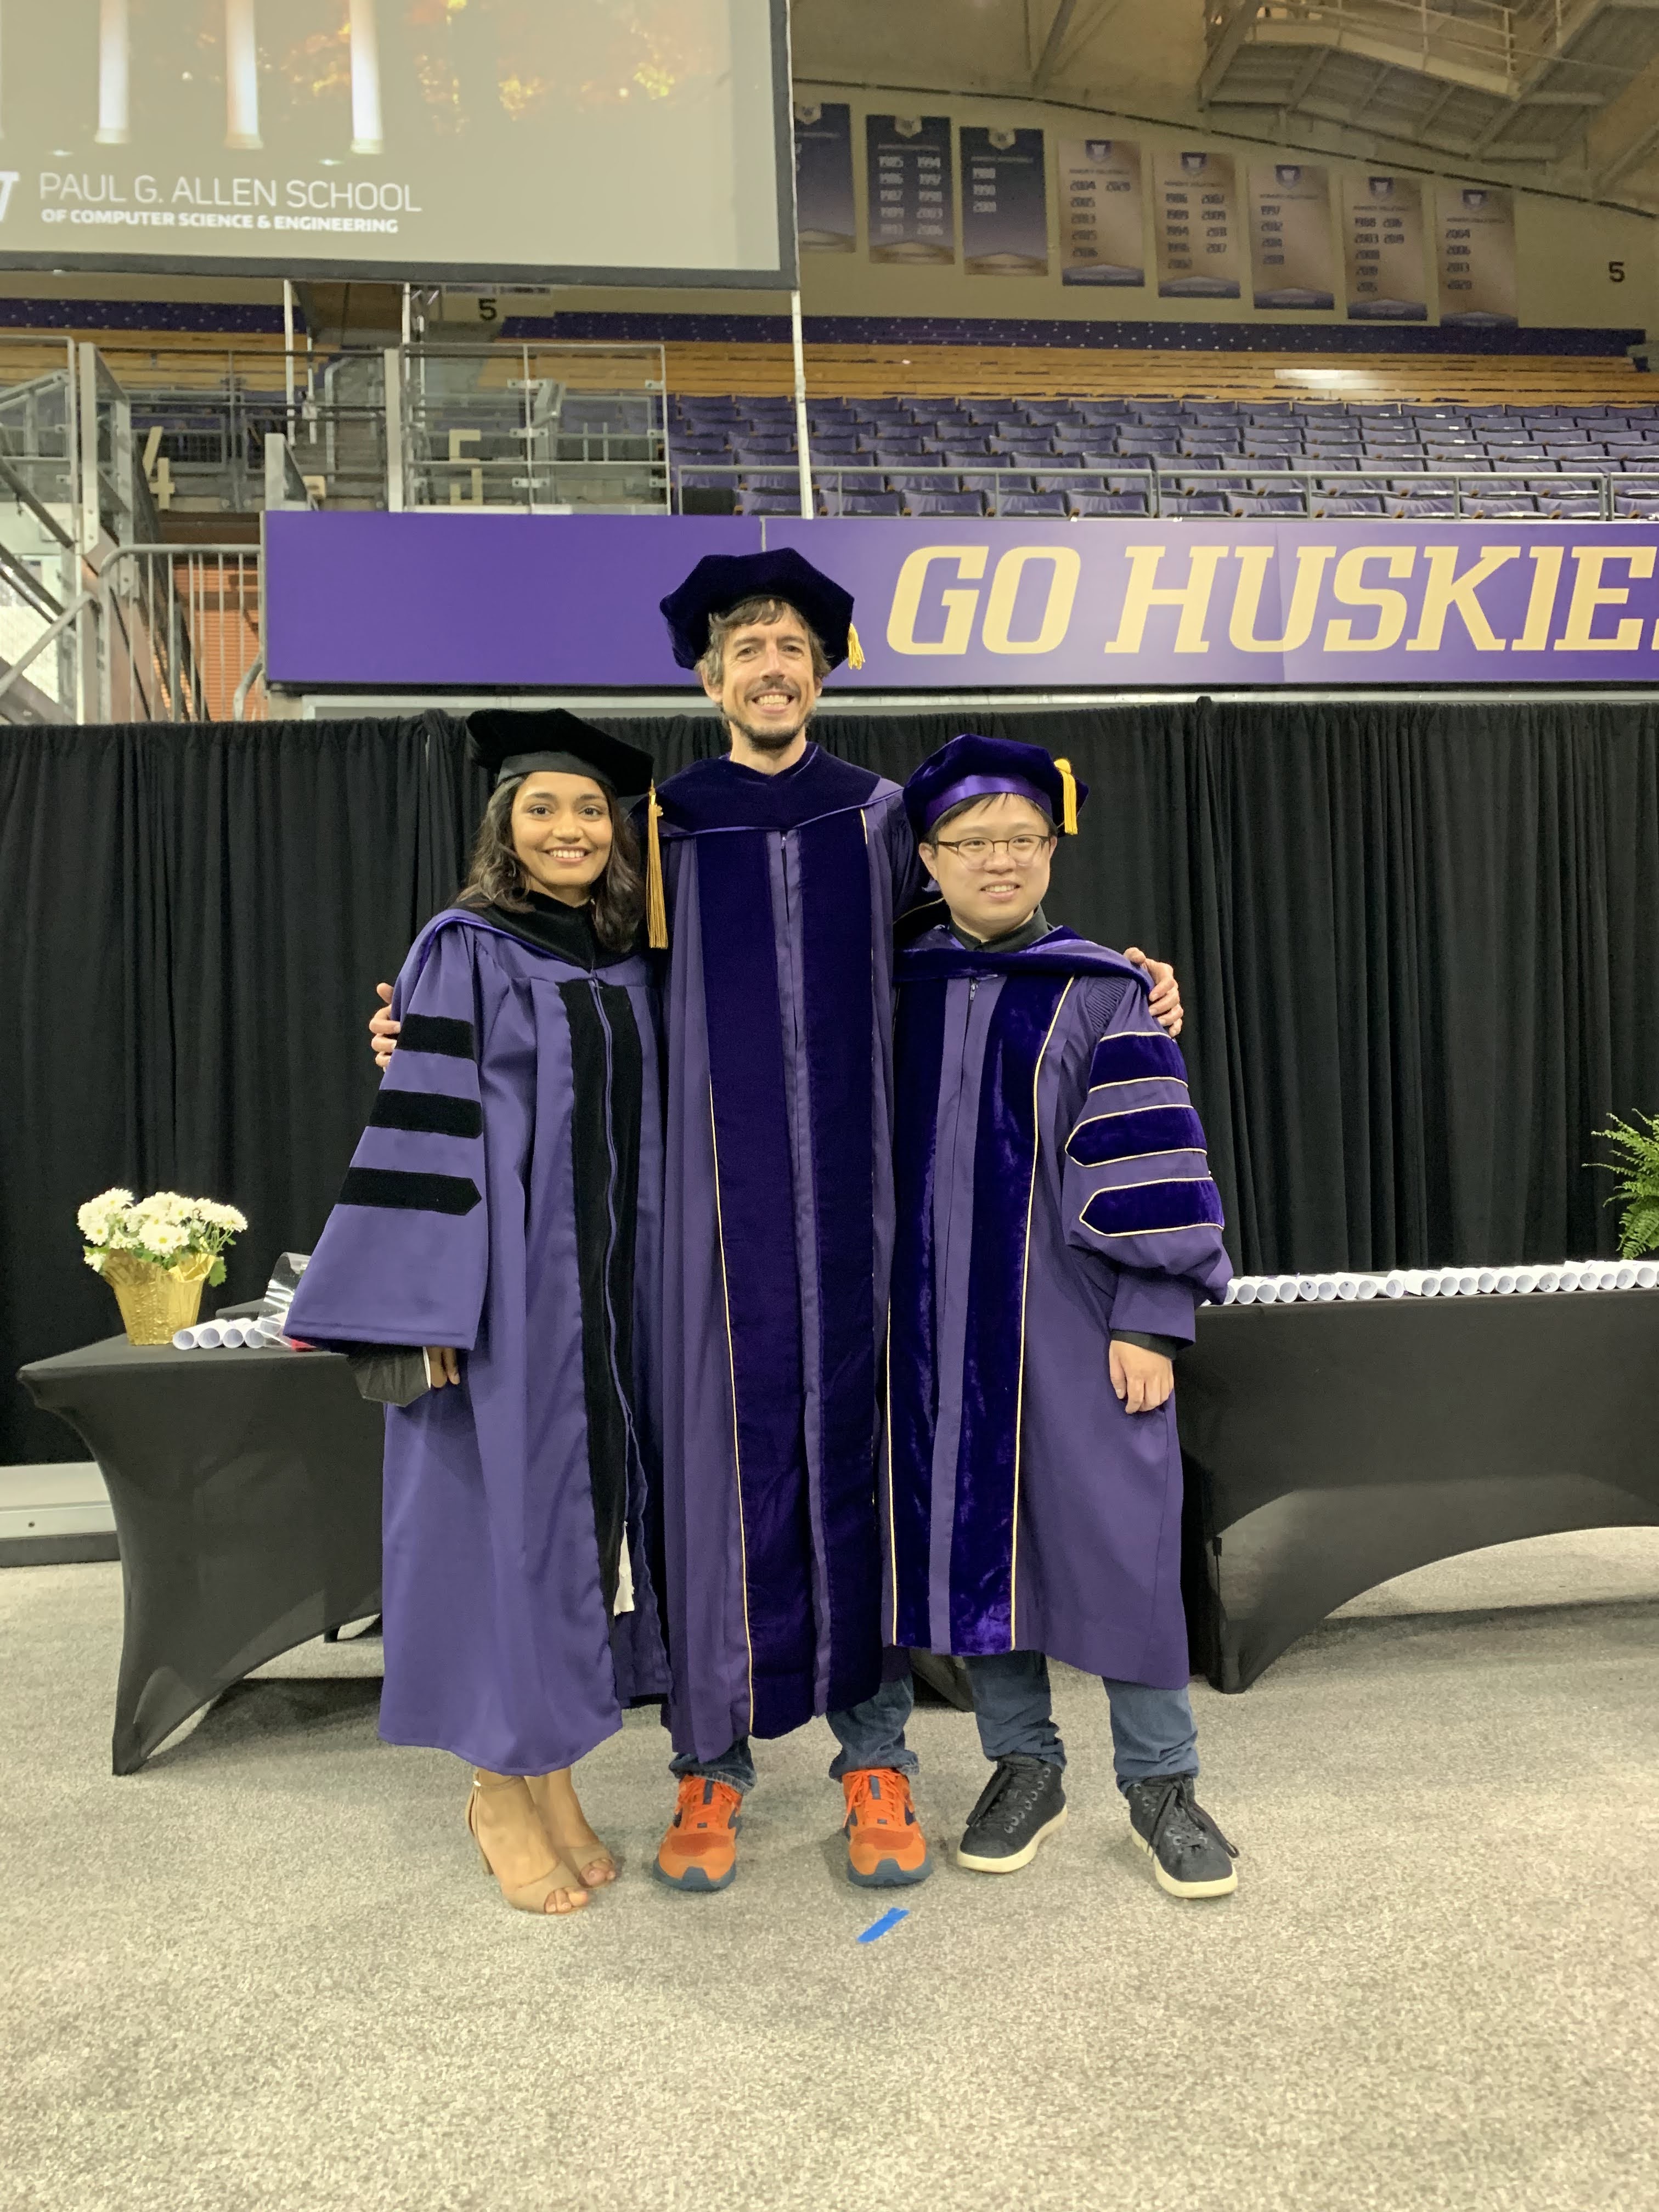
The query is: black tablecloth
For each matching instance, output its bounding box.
[20,1291,1659,1768]
[1177,1288,1659,1691]
[20,1336,382,1772]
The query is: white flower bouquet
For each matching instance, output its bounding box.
[78,1188,249,1344]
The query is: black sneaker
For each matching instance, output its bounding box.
[1122,1774,1238,1898]
[955,1756,1067,1875]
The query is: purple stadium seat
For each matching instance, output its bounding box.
[825,490,904,517]
[738,491,805,516]
[814,468,885,496]
[1314,496,1387,516]
[905,490,988,517]
[1393,498,1457,517]
[1232,494,1307,516]
[732,439,795,462]
[1165,494,1228,516]
[1067,493,1150,517]
[998,493,1070,518]
[1034,473,1106,495]
[1463,498,1538,517]
[1613,493,1659,517]
[1538,499,1604,519]
[740,471,800,493]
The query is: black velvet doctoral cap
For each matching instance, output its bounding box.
[465,707,656,800]
[659,547,859,670]
[904,733,1090,840]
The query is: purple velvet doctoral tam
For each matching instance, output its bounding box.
[884,923,1232,1687]
[656,744,926,1760]
[285,909,669,1774]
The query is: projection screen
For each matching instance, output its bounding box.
[0,0,795,286]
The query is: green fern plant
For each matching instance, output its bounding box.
[1590,1111,1659,1259]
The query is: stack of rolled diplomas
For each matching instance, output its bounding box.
[171,1312,292,1350]
[1222,1260,1659,1305]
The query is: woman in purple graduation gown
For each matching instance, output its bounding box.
[286,710,669,1917]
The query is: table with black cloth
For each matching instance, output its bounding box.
[20,1290,1659,1770]
[20,1335,383,1773]
[1177,1287,1659,1691]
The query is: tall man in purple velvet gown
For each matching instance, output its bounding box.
[887,735,1240,1899]
[648,550,935,1891]
[645,553,1188,1894]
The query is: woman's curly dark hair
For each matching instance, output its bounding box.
[456,775,644,952]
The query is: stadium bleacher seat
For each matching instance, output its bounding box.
[907,491,988,517]
[662,376,1658,526]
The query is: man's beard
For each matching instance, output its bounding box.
[726,701,815,751]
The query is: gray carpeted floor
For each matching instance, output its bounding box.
[3,1534,1657,2212]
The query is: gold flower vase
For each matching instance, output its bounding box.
[99,1250,215,1346]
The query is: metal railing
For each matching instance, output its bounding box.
[98,548,264,724]
[673,458,1646,520]
[1204,0,1602,91]
[393,340,670,514]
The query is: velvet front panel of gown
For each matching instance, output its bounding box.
[884,925,1232,1689]
[285,910,670,1776]
[657,746,923,1760]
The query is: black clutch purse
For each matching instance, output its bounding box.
[345,1347,432,1407]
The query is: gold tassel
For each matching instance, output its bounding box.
[646,786,668,950]
[1053,757,1079,836]
[846,621,865,671]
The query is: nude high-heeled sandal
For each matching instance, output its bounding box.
[527,1769,618,1888]
[466,1774,590,1916]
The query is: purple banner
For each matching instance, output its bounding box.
[266,513,1659,689]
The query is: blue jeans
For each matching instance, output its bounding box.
[671,1672,919,1795]
[965,1649,1198,1796]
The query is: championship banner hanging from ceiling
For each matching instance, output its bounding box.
[1342,172,1429,321]
[1152,149,1242,300]
[1248,162,1336,312]
[794,101,857,255]
[865,114,956,264]
[1057,139,1146,287]
[959,127,1049,277]
[1436,184,1517,329]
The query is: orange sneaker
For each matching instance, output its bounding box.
[653,1775,743,1892]
[842,1768,932,1888]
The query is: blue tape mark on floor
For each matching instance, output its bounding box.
[856,1908,910,1945]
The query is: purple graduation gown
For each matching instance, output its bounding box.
[884,923,1232,1688]
[656,744,923,1759]
[285,907,670,1774]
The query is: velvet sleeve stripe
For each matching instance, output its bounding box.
[1065,1102,1209,1167]
[338,1166,483,1216]
[397,1012,476,1059]
[1080,1178,1225,1238]
[368,1090,484,1138]
[1088,1028,1188,1088]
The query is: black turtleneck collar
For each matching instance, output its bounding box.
[946,904,1053,956]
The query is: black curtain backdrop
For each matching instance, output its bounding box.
[4,699,1657,1462]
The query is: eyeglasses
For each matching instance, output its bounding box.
[929,834,1053,866]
